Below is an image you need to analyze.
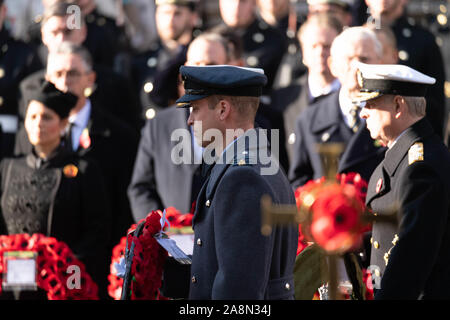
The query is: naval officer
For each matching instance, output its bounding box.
[355,62,450,299]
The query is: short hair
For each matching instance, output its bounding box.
[189,32,231,62]
[298,12,343,44]
[369,26,397,51]
[208,24,244,61]
[42,2,86,27]
[207,95,260,120]
[49,41,93,72]
[330,26,382,59]
[404,96,426,117]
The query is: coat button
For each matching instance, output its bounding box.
[205,200,211,207]
[285,283,290,290]
[373,241,380,249]
[191,276,197,283]
[196,238,202,246]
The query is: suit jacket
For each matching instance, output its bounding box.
[288,90,386,189]
[189,128,298,300]
[366,118,450,299]
[271,74,316,165]
[128,107,202,222]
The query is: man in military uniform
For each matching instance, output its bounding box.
[0,0,42,159]
[130,0,199,121]
[217,0,287,95]
[356,62,450,299]
[26,0,125,70]
[365,0,447,139]
[256,0,306,89]
[288,26,386,189]
[176,65,298,299]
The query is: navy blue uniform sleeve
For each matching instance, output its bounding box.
[211,166,274,299]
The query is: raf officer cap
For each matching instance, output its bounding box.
[353,62,436,104]
[176,65,268,107]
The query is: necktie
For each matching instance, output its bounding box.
[349,104,361,133]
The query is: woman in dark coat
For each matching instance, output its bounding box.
[0,81,111,298]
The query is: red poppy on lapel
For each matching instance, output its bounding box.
[79,128,91,149]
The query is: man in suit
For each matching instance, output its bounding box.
[31,1,141,129]
[177,65,298,300]
[356,62,450,299]
[271,13,343,165]
[15,43,139,298]
[288,26,386,189]
[365,0,447,138]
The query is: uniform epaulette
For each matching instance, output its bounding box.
[408,142,424,165]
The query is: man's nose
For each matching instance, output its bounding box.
[360,105,368,119]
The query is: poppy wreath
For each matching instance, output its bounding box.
[0,233,98,300]
[108,207,194,300]
[294,173,369,254]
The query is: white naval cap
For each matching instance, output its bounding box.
[353,62,436,103]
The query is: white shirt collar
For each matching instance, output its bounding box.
[308,78,340,102]
[339,90,361,129]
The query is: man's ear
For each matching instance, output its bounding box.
[393,95,405,119]
[328,55,338,78]
[218,98,232,121]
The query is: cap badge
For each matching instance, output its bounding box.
[408,142,424,165]
[357,69,364,88]
[63,164,78,178]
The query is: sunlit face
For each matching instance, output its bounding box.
[219,0,256,28]
[365,0,403,16]
[186,39,228,66]
[41,16,86,53]
[25,100,67,148]
[187,97,222,148]
[257,0,290,18]
[330,38,380,96]
[300,26,338,76]
[46,53,95,99]
[155,4,196,42]
[360,95,397,144]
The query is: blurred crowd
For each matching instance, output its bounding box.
[0,0,448,299]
